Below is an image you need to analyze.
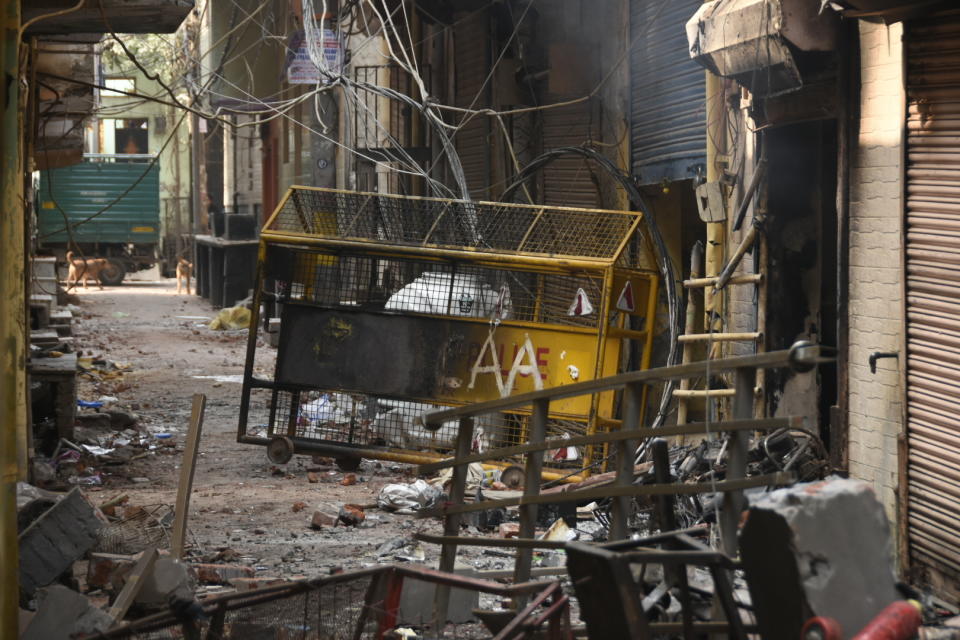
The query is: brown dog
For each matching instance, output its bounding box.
[65,251,108,290]
[176,258,193,295]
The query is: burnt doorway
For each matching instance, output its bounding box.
[765,120,839,447]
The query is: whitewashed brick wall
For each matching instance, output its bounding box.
[847,20,905,525]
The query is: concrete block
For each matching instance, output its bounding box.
[33,257,58,279]
[740,478,899,639]
[18,487,104,596]
[137,557,195,608]
[21,585,112,640]
[189,563,256,584]
[398,564,480,625]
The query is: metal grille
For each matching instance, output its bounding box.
[264,187,640,261]
[271,247,603,328]
[93,574,377,640]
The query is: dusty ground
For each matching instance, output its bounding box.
[63,270,497,582]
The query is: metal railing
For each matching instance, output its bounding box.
[417,341,833,625]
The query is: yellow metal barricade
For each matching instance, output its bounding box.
[237,187,658,481]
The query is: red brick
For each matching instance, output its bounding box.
[189,563,255,584]
[228,577,287,592]
[86,552,136,590]
[311,510,338,529]
[499,523,520,538]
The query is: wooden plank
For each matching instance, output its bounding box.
[683,274,762,288]
[672,389,736,398]
[416,416,803,475]
[417,473,795,519]
[170,394,206,559]
[107,548,158,624]
[677,332,761,343]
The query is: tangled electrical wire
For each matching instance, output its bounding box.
[500,146,684,452]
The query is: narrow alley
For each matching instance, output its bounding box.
[7,0,960,638]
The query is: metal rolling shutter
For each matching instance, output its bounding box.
[905,14,960,601]
[630,0,705,185]
[541,100,601,208]
[453,10,491,200]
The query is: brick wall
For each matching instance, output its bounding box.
[846,20,905,525]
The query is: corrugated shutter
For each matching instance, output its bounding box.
[453,10,490,200]
[630,0,705,185]
[541,100,600,208]
[905,14,960,603]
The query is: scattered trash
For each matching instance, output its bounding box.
[82,444,115,457]
[78,399,104,409]
[540,518,577,543]
[375,537,426,562]
[191,374,244,384]
[377,479,443,514]
[208,306,251,330]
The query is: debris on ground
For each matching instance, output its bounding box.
[338,504,366,526]
[208,306,251,330]
[377,479,443,514]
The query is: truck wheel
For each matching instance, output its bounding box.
[99,260,126,286]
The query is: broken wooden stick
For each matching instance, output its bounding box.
[170,394,206,559]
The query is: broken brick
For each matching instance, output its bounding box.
[499,523,520,538]
[338,504,365,526]
[86,552,136,590]
[189,563,255,585]
[228,577,287,592]
[340,473,357,486]
[307,472,319,483]
[292,501,307,513]
[311,510,338,529]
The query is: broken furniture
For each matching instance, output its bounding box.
[84,564,570,639]
[193,234,258,308]
[28,352,78,443]
[237,186,658,479]
[415,341,830,625]
[566,529,751,638]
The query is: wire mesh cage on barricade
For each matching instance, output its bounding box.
[238,187,659,480]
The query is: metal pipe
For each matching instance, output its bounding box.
[1,2,22,637]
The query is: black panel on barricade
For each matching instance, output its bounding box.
[277,306,452,398]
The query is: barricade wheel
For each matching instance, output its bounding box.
[267,436,294,464]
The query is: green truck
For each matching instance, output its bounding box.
[36,155,166,285]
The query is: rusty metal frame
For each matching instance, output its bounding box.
[417,342,831,623]
[88,564,570,640]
